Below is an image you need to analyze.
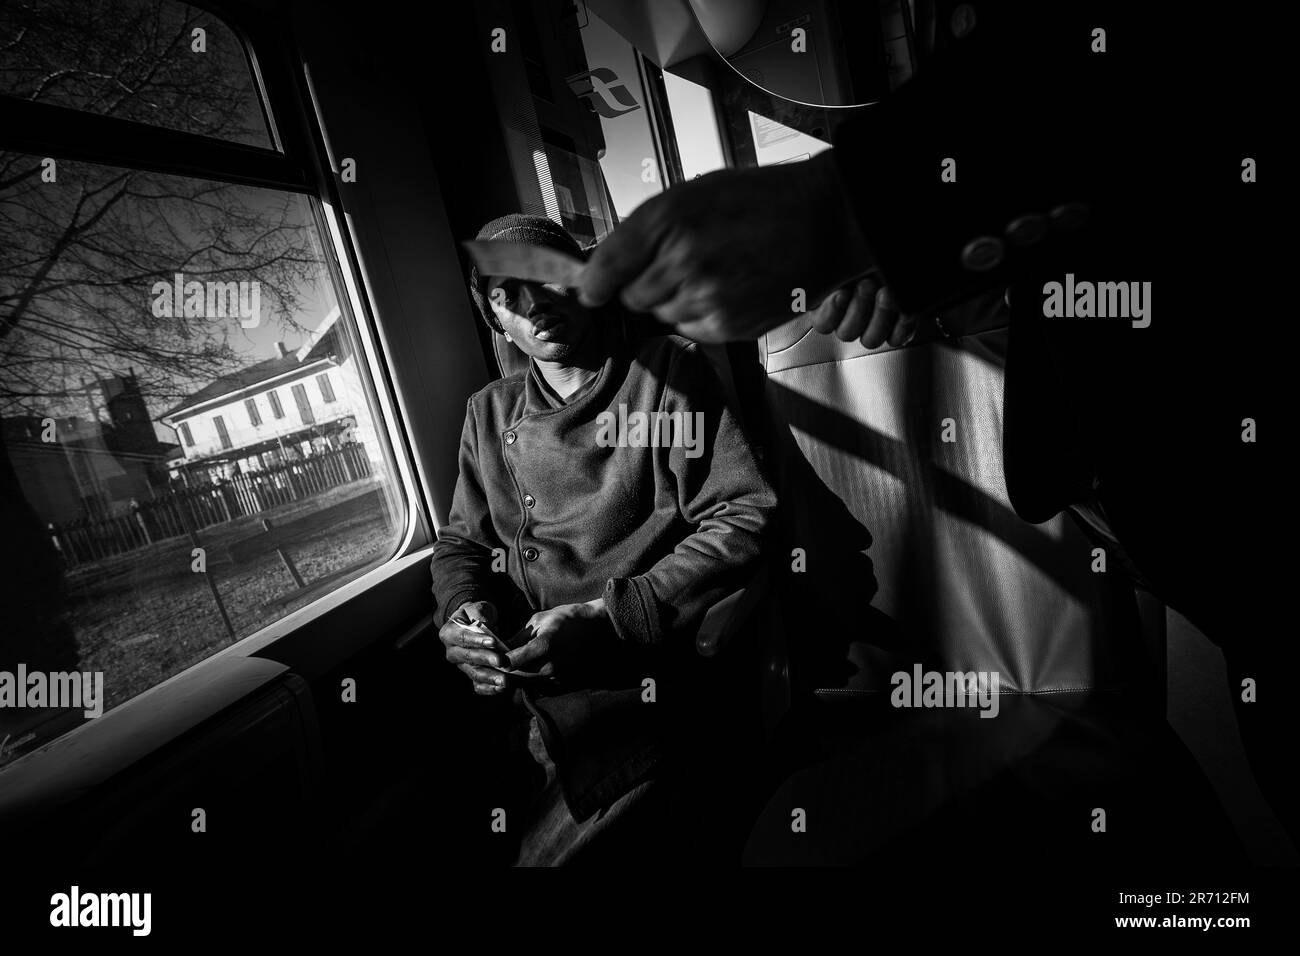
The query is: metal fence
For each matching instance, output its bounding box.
[50,442,373,569]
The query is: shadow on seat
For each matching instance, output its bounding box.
[741,289,1242,867]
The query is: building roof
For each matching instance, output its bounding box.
[159,354,302,420]
[160,308,345,422]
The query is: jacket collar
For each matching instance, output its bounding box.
[520,317,629,421]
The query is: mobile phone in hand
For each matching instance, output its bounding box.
[460,618,511,654]
[460,619,544,679]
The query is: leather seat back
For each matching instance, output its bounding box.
[758,290,1145,697]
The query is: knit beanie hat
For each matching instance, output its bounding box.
[468,214,588,334]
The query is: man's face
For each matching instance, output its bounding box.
[486,275,594,362]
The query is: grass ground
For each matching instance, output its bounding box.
[65,478,401,712]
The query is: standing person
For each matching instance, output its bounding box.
[576,2,1289,840]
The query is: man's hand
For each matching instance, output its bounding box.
[809,276,919,349]
[506,599,612,678]
[578,152,873,343]
[439,600,510,696]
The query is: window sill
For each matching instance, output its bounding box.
[0,547,435,819]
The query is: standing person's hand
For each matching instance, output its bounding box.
[578,152,873,343]
[809,277,919,349]
[439,600,510,695]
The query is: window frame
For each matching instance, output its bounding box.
[0,0,308,190]
[245,396,262,426]
[635,53,685,189]
[0,0,430,677]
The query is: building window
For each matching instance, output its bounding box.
[267,389,284,419]
[245,397,262,426]
[213,415,232,450]
[291,383,314,424]
[317,372,336,403]
[180,422,194,447]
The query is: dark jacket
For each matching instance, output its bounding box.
[430,324,775,819]
[830,1,1256,317]
[828,0,1275,631]
[829,0,1289,834]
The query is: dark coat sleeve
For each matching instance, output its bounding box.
[603,343,776,644]
[429,399,499,625]
[828,1,1199,316]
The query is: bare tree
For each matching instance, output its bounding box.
[0,0,325,419]
[0,1,337,745]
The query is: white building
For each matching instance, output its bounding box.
[160,307,382,482]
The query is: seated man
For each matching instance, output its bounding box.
[431,214,775,866]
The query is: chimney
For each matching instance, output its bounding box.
[274,342,288,358]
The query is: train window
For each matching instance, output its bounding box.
[0,4,409,766]
[662,71,727,180]
[0,0,273,148]
[485,2,669,245]
[571,7,666,219]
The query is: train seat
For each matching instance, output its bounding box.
[741,289,1240,865]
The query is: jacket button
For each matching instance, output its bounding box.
[950,4,976,39]
[523,494,535,508]
[1049,202,1090,231]
[1005,214,1047,246]
[523,547,539,561]
[504,430,517,445]
[960,236,1004,272]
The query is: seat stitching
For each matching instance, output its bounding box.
[764,323,1011,375]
